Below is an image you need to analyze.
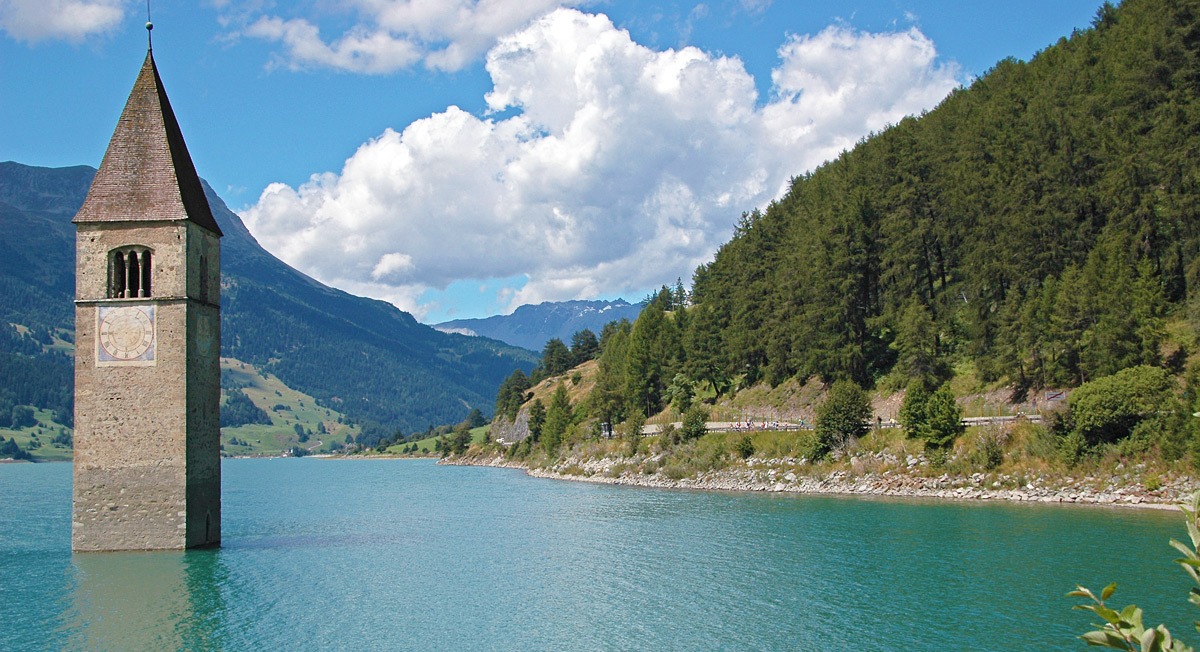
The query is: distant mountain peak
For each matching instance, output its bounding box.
[436,299,644,351]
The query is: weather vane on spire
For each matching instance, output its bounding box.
[146,0,153,49]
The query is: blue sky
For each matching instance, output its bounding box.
[2,0,1103,323]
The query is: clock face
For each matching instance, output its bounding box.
[97,305,156,365]
[196,316,215,360]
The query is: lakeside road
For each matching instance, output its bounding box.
[641,415,1041,435]
[442,454,1191,511]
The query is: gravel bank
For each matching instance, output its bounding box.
[443,454,1193,510]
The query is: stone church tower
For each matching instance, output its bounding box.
[72,45,223,551]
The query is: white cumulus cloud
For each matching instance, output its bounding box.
[239,8,963,317]
[239,0,570,73]
[0,0,126,42]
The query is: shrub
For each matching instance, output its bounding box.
[705,440,729,469]
[1059,431,1087,467]
[661,422,680,445]
[52,429,72,447]
[1069,366,1175,445]
[971,427,1007,471]
[662,463,689,480]
[736,435,755,459]
[794,430,826,462]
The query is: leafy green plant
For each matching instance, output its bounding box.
[681,404,709,441]
[662,463,689,480]
[1069,491,1200,651]
[815,380,870,457]
[736,434,755,459]
[1069,366,1175,445]
[970,426,1007,471]
[900,381,963,449]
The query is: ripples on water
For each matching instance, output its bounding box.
[0,459,1189,651]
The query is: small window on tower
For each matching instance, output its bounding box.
[199,255,208,301]
[108,247,153,298]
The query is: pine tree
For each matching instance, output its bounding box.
[541,338,572,376]
[527,399,546,444]
[543,384,572,453]
[624,303,675,416]
[569,329,599,366]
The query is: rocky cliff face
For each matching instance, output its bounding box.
[489,408,532,444]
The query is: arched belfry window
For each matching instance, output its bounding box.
[108,247,153,298]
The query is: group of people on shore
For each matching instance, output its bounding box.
[727,419,798,432]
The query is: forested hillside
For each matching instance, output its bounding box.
[0,162,537,436]
[689,0,1198,392]
[481,0,1200,463]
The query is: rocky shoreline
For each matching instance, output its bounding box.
[442,453,1193,510]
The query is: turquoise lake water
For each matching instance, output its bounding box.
[1,458,1194,651]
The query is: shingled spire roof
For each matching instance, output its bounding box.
[74,49,222,237]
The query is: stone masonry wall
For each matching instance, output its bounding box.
[73,222,221,551]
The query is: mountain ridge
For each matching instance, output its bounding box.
[0,161,537,432]
[436,298,644,351]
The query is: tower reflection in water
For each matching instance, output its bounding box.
[66,549,229,651]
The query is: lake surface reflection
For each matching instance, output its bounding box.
[1,459,1191,651]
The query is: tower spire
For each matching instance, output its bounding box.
[74,47,223,236]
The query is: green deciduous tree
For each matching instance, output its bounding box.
[1069,365,1176,445]
[681,404,709,441]
[892,298,946,383]
[666,373,695,413]
[899,380,930,438]
[449,424,471,455]
[684,303,730,397]
[815,380,870,456]
[598,318,632,354]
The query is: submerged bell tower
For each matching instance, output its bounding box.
[72,33,223,551]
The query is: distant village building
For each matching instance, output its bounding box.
[72,37,223,551]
